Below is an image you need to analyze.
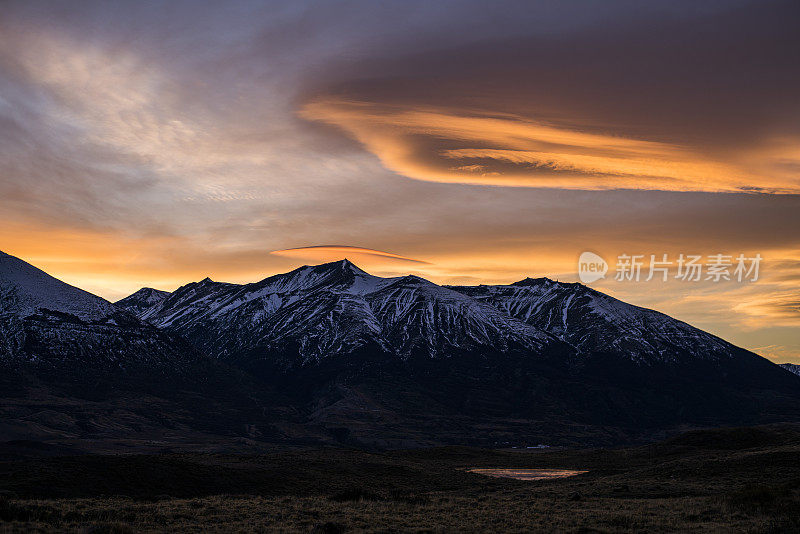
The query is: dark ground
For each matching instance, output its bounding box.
[1,424,799,533]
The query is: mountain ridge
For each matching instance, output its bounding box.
[0,250,287,450]
[120,259,763,367]
[118,259,561,366]
[0,250,202,371]
[448,277,736,363]
[112,258,800,446]
[0,250,116,321]
[3,252,799,449]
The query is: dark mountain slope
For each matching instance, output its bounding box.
[118,260,800,446]
[0,251,292,451]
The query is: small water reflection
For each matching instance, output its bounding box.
[467,468,587,481]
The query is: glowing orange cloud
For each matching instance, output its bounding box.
[272,245,429,264]
[301,99,800,193]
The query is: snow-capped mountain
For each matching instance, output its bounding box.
[449,278,734,363]
[0,251,116,320]
[117,259,800,439]
[0,250,201,371]
[0,251,288,449]
[4,253,800,448]
[121,260,757,368]
[119,260,558,366]
[114,287,169,317]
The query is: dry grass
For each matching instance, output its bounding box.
[2,425,800,532]
[0,492,788,533]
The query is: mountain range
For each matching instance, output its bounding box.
[2,250,799,450]
[0,250,203,379]
[0,250,283,450]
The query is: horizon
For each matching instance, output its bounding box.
[1,0,798,363]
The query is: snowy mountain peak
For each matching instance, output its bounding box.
[392,274,430,286]
[306,258,369,277]
[117,260,557,363]
[256,259,385,296]
[0,251,211,375]
[511,277,586,291]
[119,287,168,303]
[331,257,359,269]
[0,250,116,320]
[512,276,555,287]
[114,287,169,316]
[174,277,231,293]
[451,278,735,362]
[115,260,763,367]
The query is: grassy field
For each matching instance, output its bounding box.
[1,425,799,532]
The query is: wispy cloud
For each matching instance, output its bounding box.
[272,245,429,264]
[303,100,800,193]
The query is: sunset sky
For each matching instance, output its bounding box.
[1,0,799,362]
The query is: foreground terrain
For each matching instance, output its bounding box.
[1,425,799,532]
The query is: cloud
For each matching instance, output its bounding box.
[732,292,800,328]
[302,99,798,192]
[272,245,429,265]
[300,0,800,193]
[752,345,800,365]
